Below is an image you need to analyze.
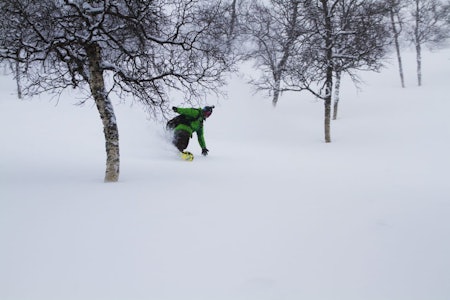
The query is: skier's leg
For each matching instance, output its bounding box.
[173,130,190,152]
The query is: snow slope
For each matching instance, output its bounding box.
[1,49,450,300]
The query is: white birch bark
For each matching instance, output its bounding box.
[414,0,423,86]
[390,6,405,88]
[332,70,341,120]
[321,0,333,143]
[86,43,120,182]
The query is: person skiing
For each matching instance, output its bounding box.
[168,105,214,159]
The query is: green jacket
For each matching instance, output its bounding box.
[174,107,207,149]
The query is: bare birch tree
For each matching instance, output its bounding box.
[221,0,249,54]
[408,0,449,86]
[386,0,407,88]
[242,0,306,107]
[331,1,390,120]
[244,0,391,141]
[283,0,389,141]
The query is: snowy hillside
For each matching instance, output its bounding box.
[1,48,450,300]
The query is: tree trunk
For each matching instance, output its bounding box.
[324,93,332,143]
[15,60,22,99]
[272,1,299,107]
[86,43,120,182]
[332,70,341,120]
[321,0,333,143]
[272,76,281,107]
[227,0,238,51]
[229,0,237,38]
[390,8,405,88]
[414,0,422,86]
[415,41,422,86]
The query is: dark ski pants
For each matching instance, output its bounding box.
[173,130,190,152]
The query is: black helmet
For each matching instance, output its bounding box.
[202,105,215,118]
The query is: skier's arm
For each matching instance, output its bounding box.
[197,127,207,149]
[174,107,200,119]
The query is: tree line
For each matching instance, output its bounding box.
[1,0,449,182]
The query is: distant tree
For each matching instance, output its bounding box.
[386,0,408,88]
[244,0,389,142]
[408,0,450,86]
[0,6,25,98]
[330,1,390,120]
[227,0,239,44]
[242,0,306,107]
[0,0,233,182]
[446,1,450,26]
[256,0,388,143]
[220,0,249,54]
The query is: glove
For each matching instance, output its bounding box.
[202,148,209,156]
[172,106,178,112]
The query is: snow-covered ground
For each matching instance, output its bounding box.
[1,48,449,300]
